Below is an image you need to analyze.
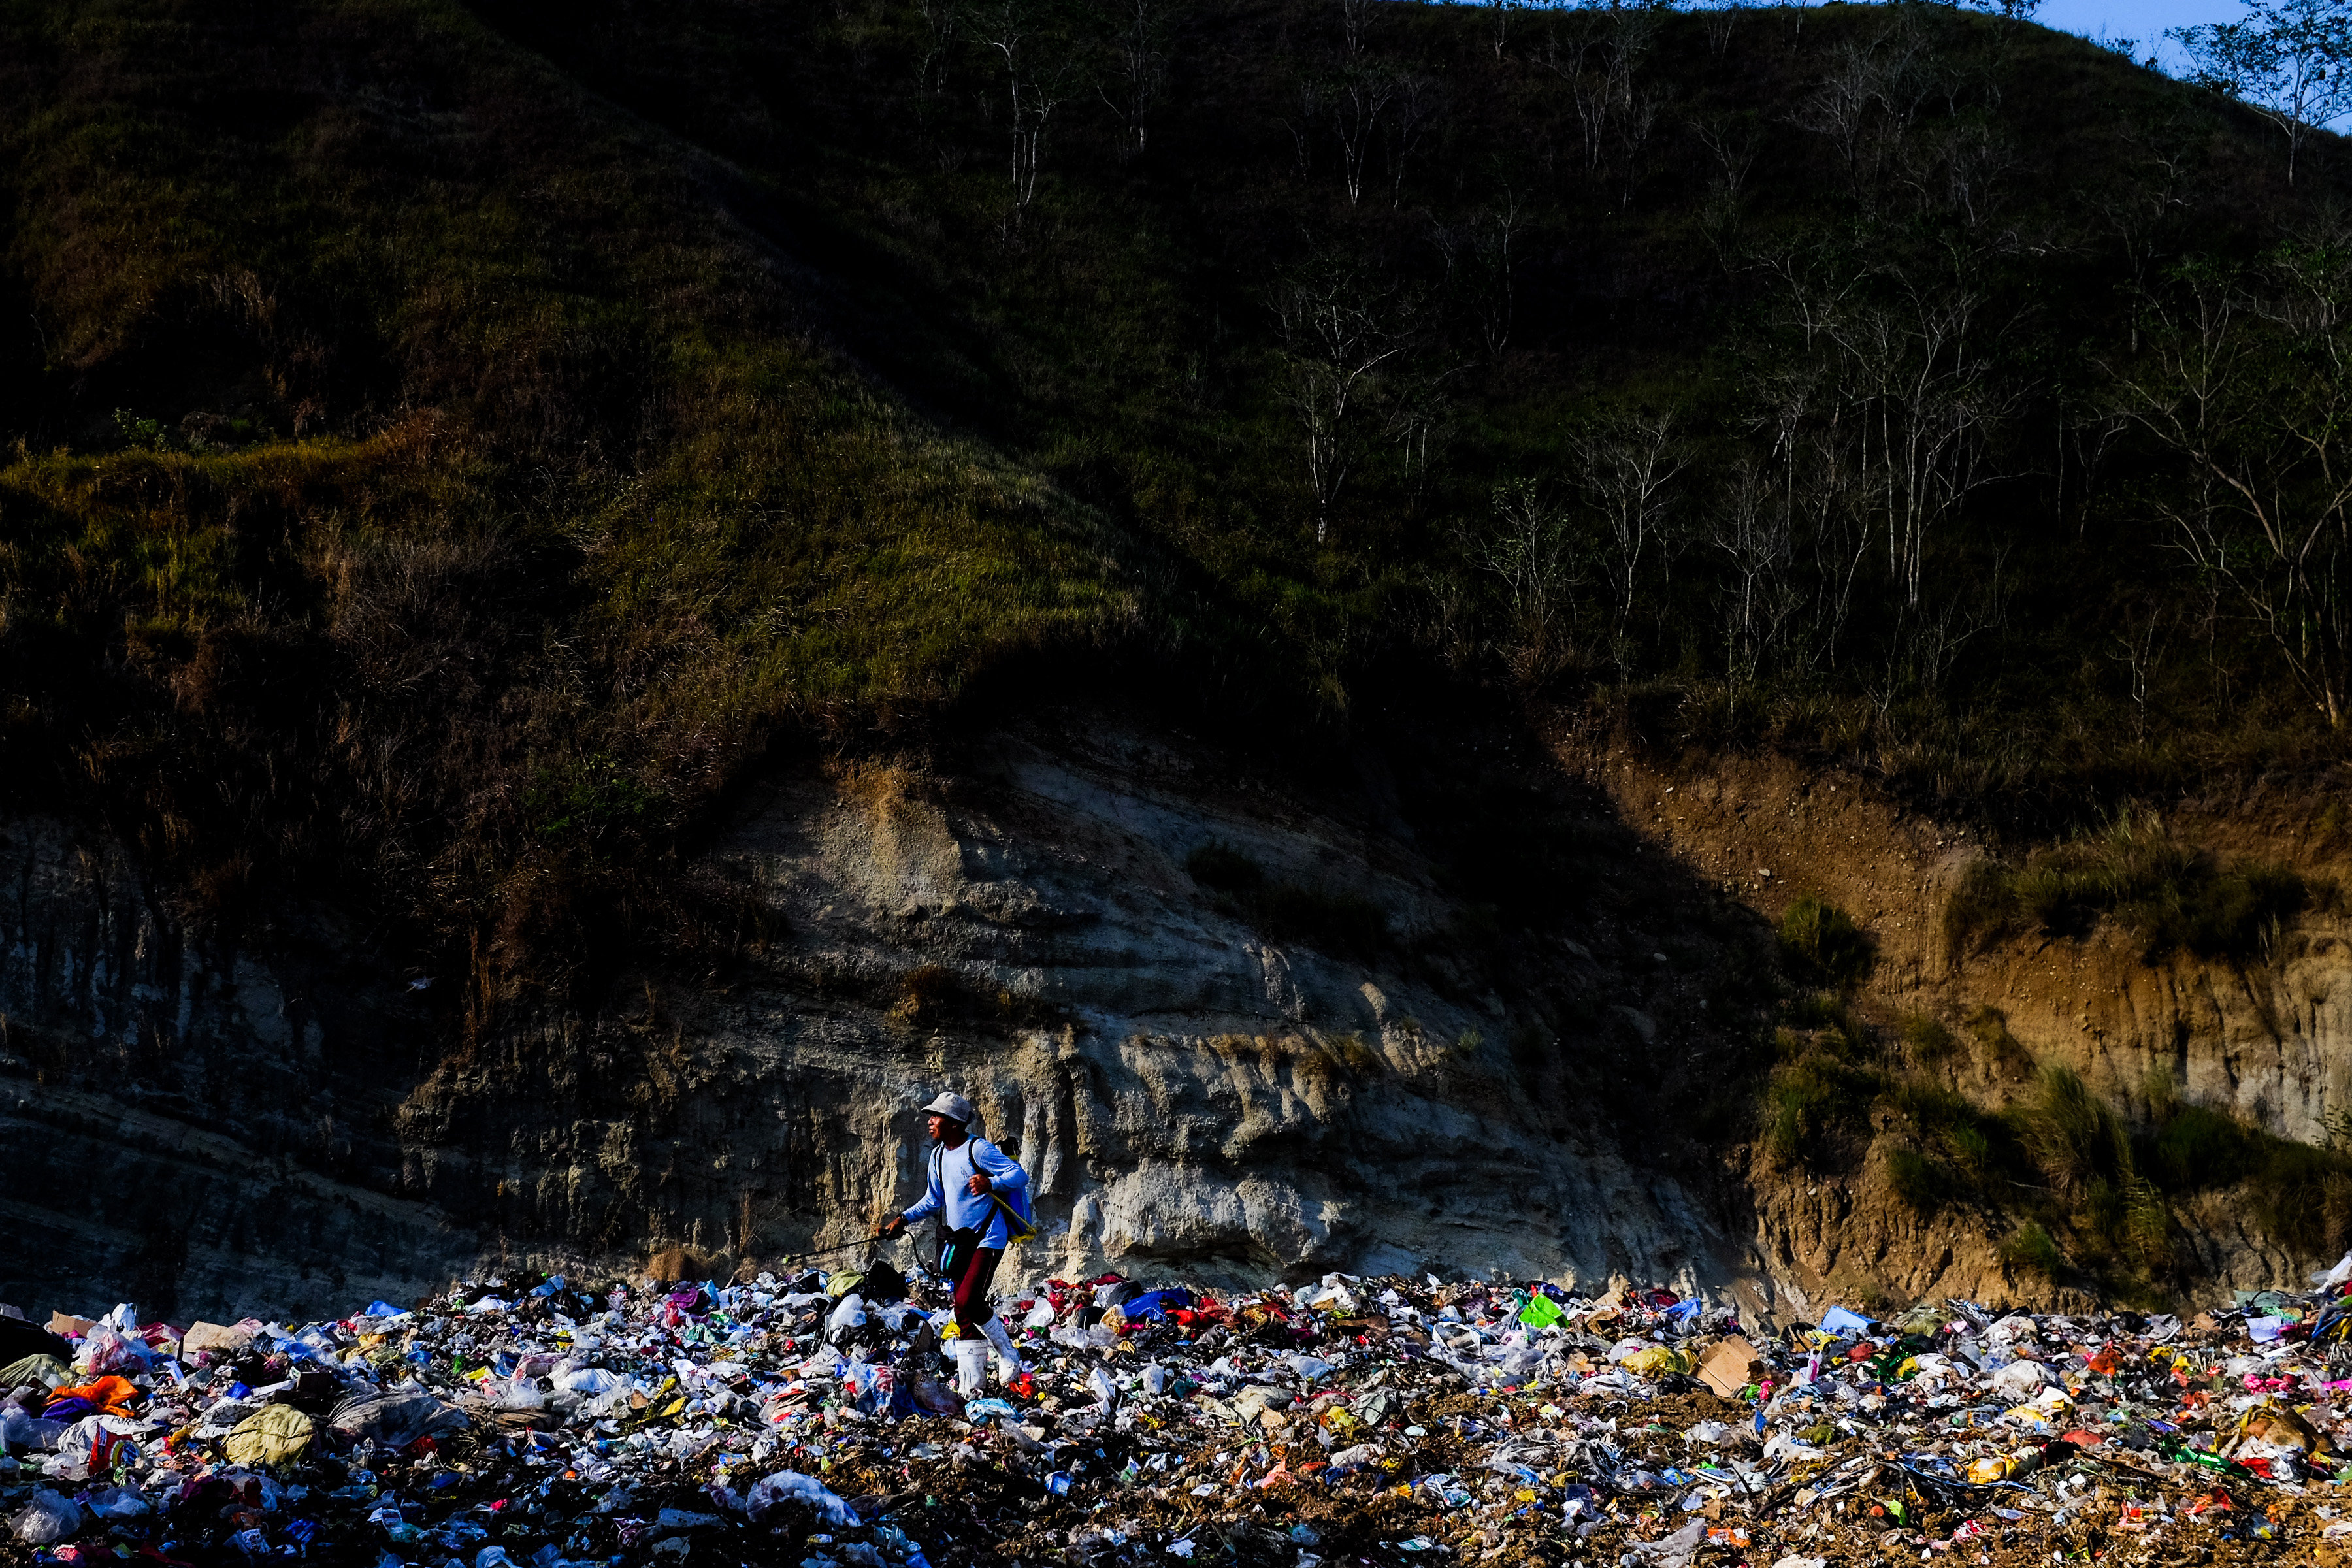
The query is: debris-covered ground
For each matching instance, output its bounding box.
[10,1258,2352,1568]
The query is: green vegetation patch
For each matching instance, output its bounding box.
[1946,813,2328,962]
[1778,896,1875,990]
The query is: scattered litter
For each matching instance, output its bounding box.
[12,1262,2352,1565]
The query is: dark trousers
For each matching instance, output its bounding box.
[939,1233,1004,1333]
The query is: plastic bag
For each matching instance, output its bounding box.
[0,1405,64,1451]
[1629,1518,1706,1568]
[83,1486,149,1520]
[742,1469,858,1527]
[557,1367,623,1396]
[1989,1359,2053,1397]
[74,1328,144,1376]
[180,1322,257,1360]
[907,1376,962,1416]
[10,1490,81,1544]
[328,1390,470,1450]
[493,1378,546,1412]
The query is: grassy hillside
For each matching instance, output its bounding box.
[0,0,1141,988]
[5,0,2351,994]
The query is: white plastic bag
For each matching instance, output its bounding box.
[82,1486,149,1520]
[742,1469,858,1527]
[10,1490,81,1544]
[557,1368,623,1396]
[0,1407,63,1451]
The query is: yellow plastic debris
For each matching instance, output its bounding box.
[222,1404,315,1467]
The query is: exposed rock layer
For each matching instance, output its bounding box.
[3,717,2341,1320]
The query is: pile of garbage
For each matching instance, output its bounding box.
[12,1252,2352,1568]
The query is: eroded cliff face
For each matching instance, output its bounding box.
[0,820,480,1322]
[397,719,1781,1315]
[8,713,2345,1324]
[1578,742,2351,1307]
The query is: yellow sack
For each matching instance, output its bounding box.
[222,1404,314,1467]
[1619,1346,1697,1377]
[1967,1450,2040,1484]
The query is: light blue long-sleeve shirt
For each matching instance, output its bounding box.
[902,1135,1028,1249]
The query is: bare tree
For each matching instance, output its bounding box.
[1573,411,1685,672]
[969,0,1077,230]
[1338,0,1374,63]
[2117,238,2352,726]
[1691,112,1759,201]
[1465,478,1585,679]
[1791,10,1933,199]
[1486,0,1516,63]
[1384,73,1444,208]
[1762,234,2012,613]
[1543,7,1654,180]
[1330,63,1397,207]
[1098,0,1175,161]
[2092,122,2198,314]
[1284,76,1327,180]
[1691,112,1759,265]
[913,0,962,170]
[1273,265,1412,544]
[1451,193,1520,361]
[1894,118,2014,229]
[1825,272,2009,610]
[1701,1,1744,60]
[2110,598,2171,741]
[1710,459,1799,691]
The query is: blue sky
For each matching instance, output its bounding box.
[2036,0,2243,69]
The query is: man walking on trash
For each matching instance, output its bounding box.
[879,1091,1030,1381]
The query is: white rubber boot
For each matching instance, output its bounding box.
[980,1313,1027,1380]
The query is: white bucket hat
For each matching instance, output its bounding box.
[920,1091,976,1127]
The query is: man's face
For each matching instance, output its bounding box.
[927,1113,960,1143]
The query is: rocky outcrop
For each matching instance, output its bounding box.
[1580,744,2352,1139]
[0,717,1787,1321]
[400,722,1781,1313]
[0,819,478,1323]
[8,712,2344,1326]
[1578,742,2352,1306]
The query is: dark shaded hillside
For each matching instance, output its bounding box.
[5,0,2351,1007]
[478,0,2352,806]
[0,0,1143,1001]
